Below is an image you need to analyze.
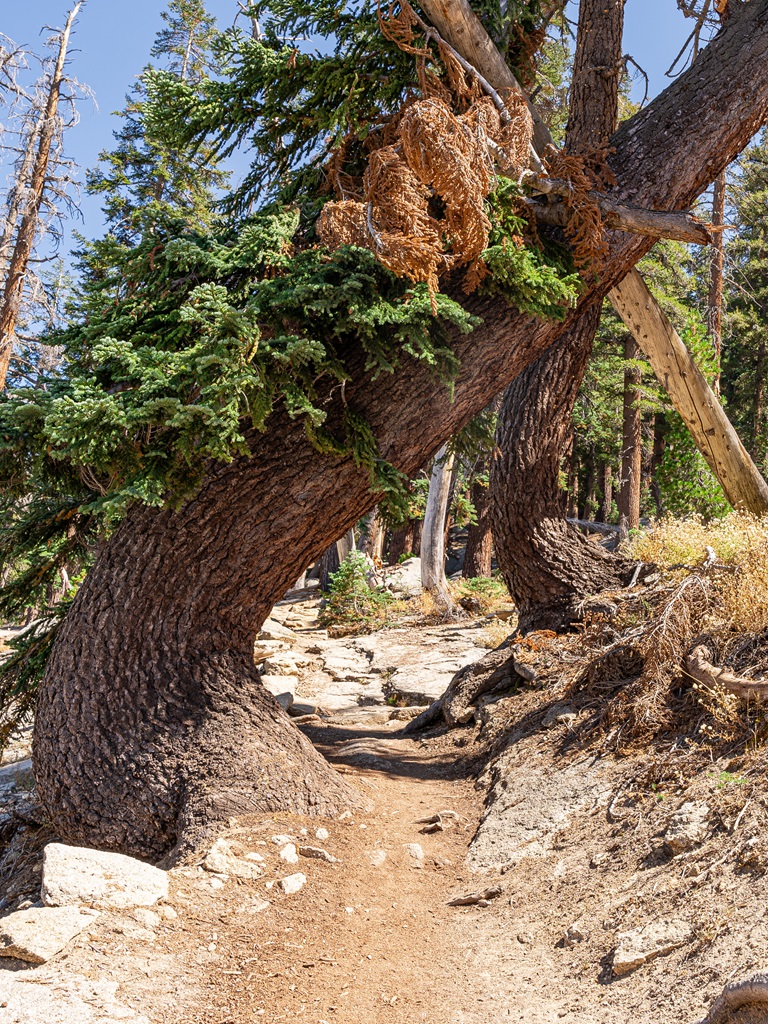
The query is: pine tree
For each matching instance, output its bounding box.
[722,130,768,467]
[86,0,225,246]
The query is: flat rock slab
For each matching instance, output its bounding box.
[665,800,710,854]
[42,843,169,910]
[468,751,611,872]
[0,906,99,964]
[613,919,692,976]
[0,973,150,1023]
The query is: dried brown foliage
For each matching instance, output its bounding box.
[542,145,615,273]
[317,0,534,307]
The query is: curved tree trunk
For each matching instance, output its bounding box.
[33,1,768,859]
[490,0,628,632]
[491,308,635,633]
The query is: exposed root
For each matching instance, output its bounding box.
[685,645,768,699]
[701,973,768,1024]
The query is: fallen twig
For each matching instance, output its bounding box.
[448,885,502,907]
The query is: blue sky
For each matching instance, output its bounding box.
[2,0,699,256]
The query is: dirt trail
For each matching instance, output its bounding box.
[3,593,768,1023]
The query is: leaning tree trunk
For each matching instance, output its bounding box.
[490,0,628,631]
[610,270,768,512]
[34,0,768,859]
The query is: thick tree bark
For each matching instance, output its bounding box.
[491,307,634,632]
[618,334,643,530]
[463,474,493,578]
[360,507,385,563]
[490,0,627,631]
[421,443,455,607]
[34,0,768,858]
[611,270,768,512]
[317,540,341,591]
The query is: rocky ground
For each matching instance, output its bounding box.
[1,582,768,1023]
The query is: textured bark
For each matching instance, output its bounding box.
[597,462,614,523]
[317,541,340,591]
[618,335,643,530]
[34,0,768,857]
[388,520,415,564]
[491,308,634,633]
[490,0,628,632]
[463,475,493,578]
[360,507,385,563]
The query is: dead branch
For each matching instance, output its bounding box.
[684,645,768,698]
[523,176,713,245]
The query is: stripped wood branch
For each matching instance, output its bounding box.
[684,645,768,698]
[525,192,713,245]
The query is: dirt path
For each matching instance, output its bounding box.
[4,593,768,1024]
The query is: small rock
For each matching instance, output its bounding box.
[289,701,319,718]
[404,843,424,861]
[209,877,225,890]
[245,852,265,863]
[298,845,337,863]
[260,675,297,711]
[664,801,710,855]
[315,827,330,841]
[279,843,299,864]
[156,905,178,921]
[272,834,295,846]
[563,919,590,947]
[132,908,161,929]
[204,839,263,880]
[338,811,352,821]
[368,850,387,868]
[278,873,307,895]
[0,906,98,964]
[42,843,168,910]
[590,852,608,868]
[237,898,270,915]
[613,919,692,976]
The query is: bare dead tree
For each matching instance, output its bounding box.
[0,3,84,390]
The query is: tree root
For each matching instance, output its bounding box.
[684,645,768,699]
[401,645,519,734]
[700,972,768,1024]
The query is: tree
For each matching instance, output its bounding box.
[4,0,768,859]
[420,443,455,607]
[490,0,630,632]
[0,4,83,389]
